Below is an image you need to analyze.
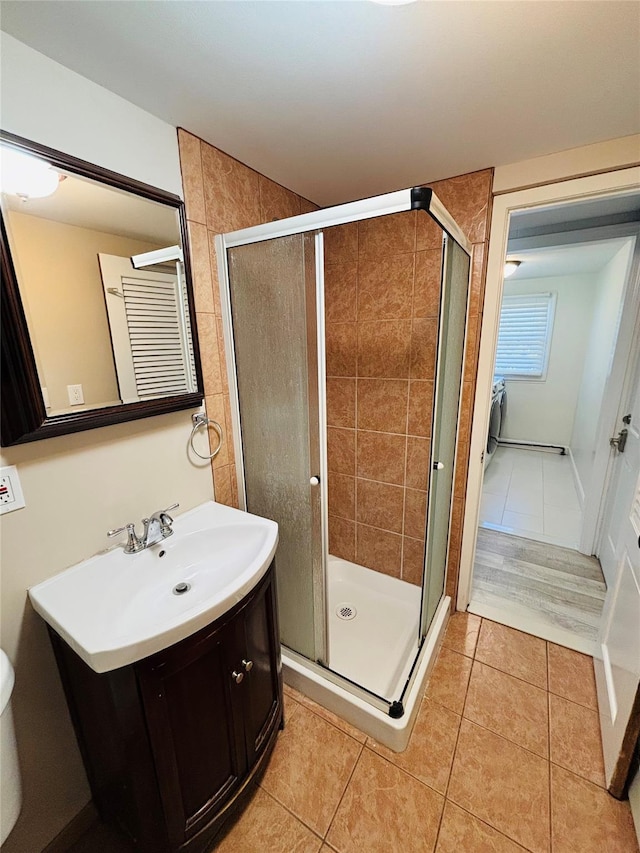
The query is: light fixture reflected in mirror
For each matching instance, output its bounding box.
[0,148,61,200]
[504,259,522,278]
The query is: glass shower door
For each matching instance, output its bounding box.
[226,234,326,664]
[421,235,471,635]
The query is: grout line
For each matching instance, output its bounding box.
[259,788,326,846]
[454,712,550,763]
[323,741,366,841]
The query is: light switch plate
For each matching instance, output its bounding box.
[0,466,26,514]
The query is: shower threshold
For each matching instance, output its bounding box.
[282,559,450,752]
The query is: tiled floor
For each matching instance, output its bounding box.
[68,616,639,853]
[481,447,582,549]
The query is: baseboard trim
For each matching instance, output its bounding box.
[42,801,97,853]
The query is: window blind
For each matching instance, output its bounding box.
[495,293,555,378]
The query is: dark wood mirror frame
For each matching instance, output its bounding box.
[1,131,204,446]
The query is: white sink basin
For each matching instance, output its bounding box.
[28,501,278,673]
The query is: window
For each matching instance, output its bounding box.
[495,293,556,379]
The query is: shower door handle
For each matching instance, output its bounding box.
[433,462,444,470]
[310,476,320,485]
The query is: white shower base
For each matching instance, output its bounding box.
[282,556,450,752]
[327,555,421,699]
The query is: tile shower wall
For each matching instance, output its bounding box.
[325,170,492,597]
[177,129,317,508]
[179,136,491,601]
[324,211,442,584]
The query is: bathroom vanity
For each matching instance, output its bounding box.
[49,563,282,852]
[28,501,281,852]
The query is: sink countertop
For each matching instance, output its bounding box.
[28,501,278,673]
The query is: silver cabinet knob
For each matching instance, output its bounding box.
[310,476,320,485]
[231,670,244,684]
[242,659,253,672]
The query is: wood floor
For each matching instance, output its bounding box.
[471,527,607,649]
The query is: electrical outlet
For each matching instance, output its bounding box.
[67,384,84,405]
[0,466,26,514]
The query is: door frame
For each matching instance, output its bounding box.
[458,166,640,612]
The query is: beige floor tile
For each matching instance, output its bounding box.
[547,643,598,710]
[326,748,444,853]
[368,697,460,793]
[549,693,605,787]
[551,764,639,853]
[211,788,322,852]
[448,719,550,853]
[475,620,547,689]
[442,612,482,657]
[464,661,549,757]
[425,647,473,714]
[260,705,362,836]
[284,691,300,722]
[283,684,367,743]
[435,801,528,852]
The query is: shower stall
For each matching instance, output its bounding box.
[216,188,470,750]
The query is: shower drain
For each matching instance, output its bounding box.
[335,602,357,621]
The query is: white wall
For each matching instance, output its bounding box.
[500,274,598,446]
[570,239,635,497]
[0,37,213,853]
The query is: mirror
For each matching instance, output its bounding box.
[1,131,203,446]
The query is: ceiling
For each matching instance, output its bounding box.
[506,238,633,281]
[1,171,179,245]
[1,1,639,207]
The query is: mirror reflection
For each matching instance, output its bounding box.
[1,145,197,416]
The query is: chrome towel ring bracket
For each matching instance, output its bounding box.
[190,412,223,460]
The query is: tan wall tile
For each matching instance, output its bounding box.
[196,312,223,395]
[356,478,404,533]
[327,377,356,428]
[356,431,407,485]
[358,319,412,378]
[406,436,430,490]
[429,169,493,244]
[328,473,356,520]
[409,318,438,380]
[325,262,357,323]
[326,322,357,376]
[356,524,402,577]
[413,249,443,318]
[324,221,358,264]
[259,175,301,221]
[357,254,415,320]
[187,221,214,313]
[357,378,408,433]
[327,427,356,475]
[177,129,206,224]
[201,144,262,232]
[408,379,434,437]
[404,488,427,539]
[358,210,416,257]
[329,516,356,563]
[402,536,425,585]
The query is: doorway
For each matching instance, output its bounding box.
[459,171,640,655]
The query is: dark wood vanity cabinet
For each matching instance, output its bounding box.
[49,564,282,853]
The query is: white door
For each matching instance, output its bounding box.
[98,254,195,403]
[595,346,640,796]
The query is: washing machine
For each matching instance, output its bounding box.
[485,376,506,470]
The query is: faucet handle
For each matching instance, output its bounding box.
[107,522,144,554]
[159,503,179,537]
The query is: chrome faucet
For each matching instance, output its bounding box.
[108,503,179,553]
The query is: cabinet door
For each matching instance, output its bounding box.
[137,621,246,848]
[239,573,282,765]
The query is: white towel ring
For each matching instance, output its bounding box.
[190,412,223,460]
